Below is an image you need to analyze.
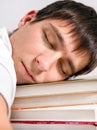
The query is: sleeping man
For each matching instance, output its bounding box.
[0,0,97,129]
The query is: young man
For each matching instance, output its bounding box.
[0,0,97,129]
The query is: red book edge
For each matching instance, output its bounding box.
[11,121,97,126]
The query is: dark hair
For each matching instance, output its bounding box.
[31,0,97,78]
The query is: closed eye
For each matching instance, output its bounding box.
[44,31,54,49]
[58,61,66,76]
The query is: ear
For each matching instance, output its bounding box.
[18,10,38,28]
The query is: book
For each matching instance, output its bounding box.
[12,79,97,109]
[11,79,97,130]
[11,105,97,122]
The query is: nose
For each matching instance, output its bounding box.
[34,52,62,72]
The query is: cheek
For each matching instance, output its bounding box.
[44,67,65,82]
[22,38,45,55]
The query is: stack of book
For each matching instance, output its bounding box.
[11,79,97,130]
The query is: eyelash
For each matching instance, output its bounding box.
[58,61,66,76]
[44,32,54,49]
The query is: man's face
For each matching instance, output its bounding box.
[10,19,90,84]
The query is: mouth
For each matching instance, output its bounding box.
[21,61,36,83]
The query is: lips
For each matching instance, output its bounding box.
[21,61,36,83]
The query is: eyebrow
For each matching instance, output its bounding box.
[49,23,64,47]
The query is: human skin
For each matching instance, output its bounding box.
[10,11,90,84]
[0,95,13,130]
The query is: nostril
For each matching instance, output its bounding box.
[35,56,40,64]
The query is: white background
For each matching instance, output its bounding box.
[0,0,97,79]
